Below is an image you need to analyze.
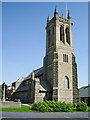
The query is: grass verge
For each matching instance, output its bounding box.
[0,105,37,112]
[0,105,90,113]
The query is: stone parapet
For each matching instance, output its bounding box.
[1,101,21,108]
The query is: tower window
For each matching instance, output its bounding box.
[63,54,65,62]
[64,76,69,89]
[66,27,70,45]
[48,29,51,48]
[52,27,54,45]
[60,25,65,43]
[66,55,68,62]
[63,54,68,62]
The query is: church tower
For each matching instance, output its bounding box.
[43,9,79,103]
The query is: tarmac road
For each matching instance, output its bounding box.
[0,111,89,118]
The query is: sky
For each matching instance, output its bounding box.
[0,2,2,85]
[2,2,88,88]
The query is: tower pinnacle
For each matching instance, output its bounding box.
[54,8,58,13]
[47,15,50,23]
[67,10,71,19]
[54,8,59,19]
[54,7,59,15]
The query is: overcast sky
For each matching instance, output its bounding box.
[2,2,88,88]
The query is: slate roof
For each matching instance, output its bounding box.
[79,85,90,97]
[15,85,30,92]
[14,67,52,93]
[24,67,43,80]
[34,67,43,77]
[40,80,52,92]
[16,77,25,82]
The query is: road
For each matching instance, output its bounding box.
[0,111,89,118]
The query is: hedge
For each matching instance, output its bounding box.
[31,101,88,112]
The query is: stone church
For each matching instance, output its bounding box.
[11,9,79,103]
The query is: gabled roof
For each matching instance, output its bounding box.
[15,80,52,93]
[40,80,52,92]
[34,67,43,77]
[79,85,90,97]
[24,67,43,81]
[16,77,25,82]
[15,85,30,92]
[14,67,52,93]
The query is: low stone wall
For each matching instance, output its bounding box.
[1,101,21,108]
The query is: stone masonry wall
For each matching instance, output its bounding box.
[53,52,58,101]
[34,78,45,102]
[58,49,73,103]
[72,53,79,102]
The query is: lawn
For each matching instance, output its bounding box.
[0,105,37,112]
[0,105,90,112]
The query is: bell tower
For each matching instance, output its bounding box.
[43,8,79,103]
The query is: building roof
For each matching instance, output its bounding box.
[24,67,43,80]
[14,67,52,93]
[7,86,12,90]
[15,85,30,92]
[79,85,90,97]
[16,77,25,82]
[12,77,25,85]
[34,67,43,77]
[40,80,52,92]
[15,80,52,93]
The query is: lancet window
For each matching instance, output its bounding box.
[66,27,70,45]
[60,25,65,43]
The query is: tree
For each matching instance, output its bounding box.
[0,83,8,100]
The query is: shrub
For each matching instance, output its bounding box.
[45,101,56,111]
[58,102,74,112]
[31,101,51,112]
[53,102,61,112]
[75,102,88,111]
[31,101,88,112]
[73,103,77,111]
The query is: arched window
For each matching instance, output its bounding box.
[52,27,54,45]
[64,76,69,89]
[66,27,70,45]
[60,25,65,43]
[48,29,51,48]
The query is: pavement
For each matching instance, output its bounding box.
[1,111,89,118]
[22,104,32,107]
